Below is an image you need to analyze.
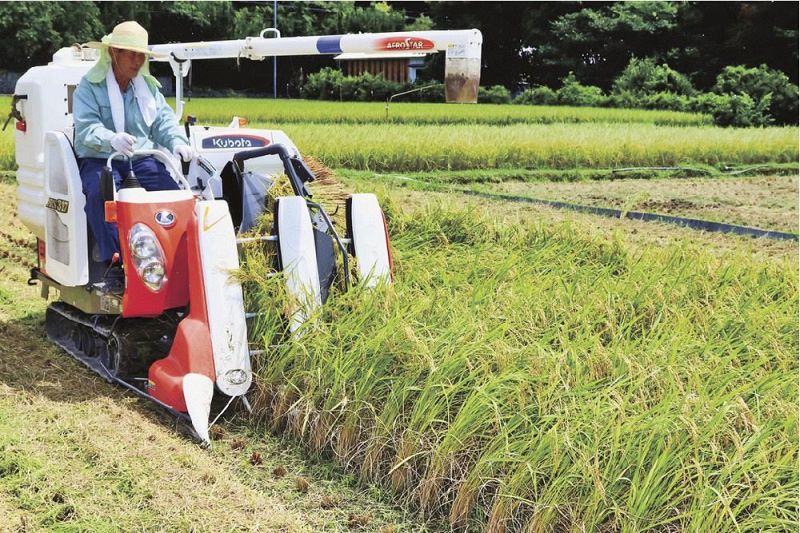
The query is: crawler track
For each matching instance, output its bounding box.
[44,302,197,434]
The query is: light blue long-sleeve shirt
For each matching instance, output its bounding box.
[73,76,188,159]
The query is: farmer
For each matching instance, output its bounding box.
[73,21,194,265]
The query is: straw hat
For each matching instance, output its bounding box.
[85,21,165,58]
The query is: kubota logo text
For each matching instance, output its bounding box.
[201,135,269,150]
[376,37,435,51]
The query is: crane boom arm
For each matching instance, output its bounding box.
[150,29,481,61]
[149,29,482,117]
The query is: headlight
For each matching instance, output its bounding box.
[131,233,158,259]
[139,258,166,287]
[128,223,167,291]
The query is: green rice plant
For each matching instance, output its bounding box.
[0,95,707,128]
[0,97,793,174]
[177,97,711,127]
[274,122,798,172]
[242,199,798,531]
[0,126,16,170]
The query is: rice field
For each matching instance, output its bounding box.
[275,122,798,172]
[179,98,711,127]
[0,96,795,174]
[1,89,797,531]
[242,199,798,532]
[0,120,789,174]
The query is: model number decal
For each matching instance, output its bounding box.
[46,198,69,213]
[201,135,269,150]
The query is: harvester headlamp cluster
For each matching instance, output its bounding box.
[128,224,167,291]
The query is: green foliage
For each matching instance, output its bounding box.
[232,4,277,38]
[477,85,512,104]
[533,2,798,92]
[0,1,796,104]
[514,86,558,106]
[548,2,682,87]
[606,58,696,113]
[300,67,345,100]
[149,1,235,43]
[300,67,402,101]
[553,2,680,40]
[302,75,514,105]
[640,92,692,112]
[557,73,608,107]
[611,91,692,112]
[692,92,773,128]
[613,57,695,96]
[97,2,151,28]
[329,1,407,34]
[713,64,799,125]
[409,84,445,103]
[340,71,403,101]
[405,14,434,32]
[0,1,104,71]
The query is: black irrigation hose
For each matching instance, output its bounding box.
[610,165,790,177]
[456,188,799,242]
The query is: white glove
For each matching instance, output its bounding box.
[173,144,196,162]
[110,132,135,157]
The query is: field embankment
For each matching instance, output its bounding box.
[243,195,799,531]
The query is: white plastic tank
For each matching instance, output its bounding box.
[15,47,96,240]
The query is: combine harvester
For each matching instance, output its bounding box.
[10,29,482,445]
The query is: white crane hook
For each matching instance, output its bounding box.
[259,28,281,39]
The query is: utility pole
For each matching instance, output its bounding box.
[273,0,277,99]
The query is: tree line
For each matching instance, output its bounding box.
[0,1,795,124]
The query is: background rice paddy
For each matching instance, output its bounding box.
[0,96,795,173]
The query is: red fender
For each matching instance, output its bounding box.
[146,211,216,412]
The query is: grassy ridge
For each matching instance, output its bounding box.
[243,202,798,531]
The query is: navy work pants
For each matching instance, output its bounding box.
[79,156,179,262]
